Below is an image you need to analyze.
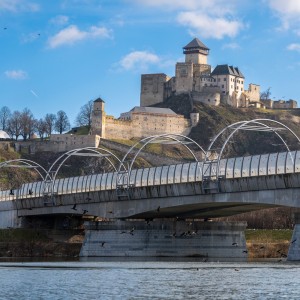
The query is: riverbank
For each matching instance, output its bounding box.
[0,228,293,259]
[0,229,84,258]
[246,229,292,259]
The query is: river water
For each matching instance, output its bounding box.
[0,260,299,299]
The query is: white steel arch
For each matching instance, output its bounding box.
[202,119,300,192]
[116,133,206,198]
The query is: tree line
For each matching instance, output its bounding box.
[0,99,94,141]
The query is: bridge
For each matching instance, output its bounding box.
[1,119,300,261]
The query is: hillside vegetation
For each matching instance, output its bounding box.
[155,95,300,156]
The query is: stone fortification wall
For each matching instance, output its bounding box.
[175,62,193,93]
[273,100,297,109]
[105,118,134,140]
[140,73,170,107]
[0,141,11,150]
[191,88,221,106]
[14,134,100,154]
[261,99,298,109]
[104,112,191,140]
[244,84,260,102]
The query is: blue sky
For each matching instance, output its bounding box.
[1,0,300,125]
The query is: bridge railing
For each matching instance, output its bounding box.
[2,150,300,202]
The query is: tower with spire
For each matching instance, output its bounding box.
[183,38,210,65]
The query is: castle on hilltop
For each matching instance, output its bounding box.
[9,38,298,154]
[141,38,261,108]
[89,37,297,140]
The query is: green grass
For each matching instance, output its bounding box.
[245,229,292,242]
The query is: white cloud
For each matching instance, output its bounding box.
[21,32,40,43]
[130,0,244,39]
[119,51,160,71]
[222,42,241,50]
[4,70,28,79]
[130,0,235,14]
[0,0,39,12]
[267,0,300,31]
[267,0,300,16]
[50,15,69,26]
[177,12,243,39]
[287,43,300,52]
[47,25,112,48]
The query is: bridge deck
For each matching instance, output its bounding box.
[0,150,299,201]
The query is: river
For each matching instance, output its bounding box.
[0,260,299,299]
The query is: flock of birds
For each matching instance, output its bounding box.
[67,203,298,262]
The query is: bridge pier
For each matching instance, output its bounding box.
[80,219,248,261]
[288,212,300,261]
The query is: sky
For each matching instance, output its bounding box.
[1,0,300,126]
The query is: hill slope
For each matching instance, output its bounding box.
[155,95,300,157]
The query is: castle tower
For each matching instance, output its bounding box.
[91,97,106,138]
[183,38,210,65]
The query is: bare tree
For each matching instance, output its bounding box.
[19,108,35,140]
[75,99,93,131]
[35,118,47,140]
[55,110,70,134]
[0,106,11,131]
[6,111,21,140]
[260,87,271,100]
[44,113,56,137]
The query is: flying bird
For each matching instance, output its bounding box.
[71,204,77,211]
[232,242,238,246]
[82,209,88,215]
[291,238,297,244]
[157,206,160,212]
[101,242,105,247]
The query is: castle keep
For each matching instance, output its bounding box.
[140,38,261,108]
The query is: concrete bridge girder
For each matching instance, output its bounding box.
[16,171,300,219]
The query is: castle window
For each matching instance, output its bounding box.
[224,78,226,81]
[208,99,210,102]
[222,85,224,88]
[218,78,220,82]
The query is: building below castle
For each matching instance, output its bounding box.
[140,38,262,108]
[91,98,196,139]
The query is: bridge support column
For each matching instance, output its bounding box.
[80,220,248,261]
[287,212,300,261]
